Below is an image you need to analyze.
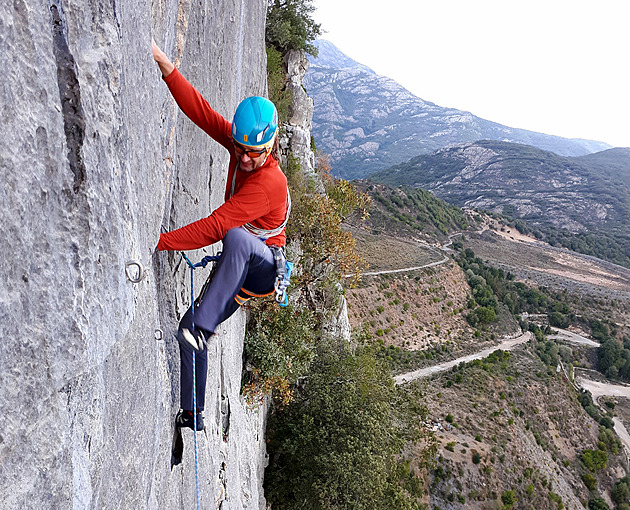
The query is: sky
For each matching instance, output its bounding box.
[311,0,630,148]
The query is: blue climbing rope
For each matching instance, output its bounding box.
[186,257,201,510]
[182,253,220,510]
[181,252,223,510]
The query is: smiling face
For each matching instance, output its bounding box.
[233,141,270,172]
[237,150,267,172]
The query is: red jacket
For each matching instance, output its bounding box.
[157,68,288,251]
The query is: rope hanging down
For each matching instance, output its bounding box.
[182,253,220,510]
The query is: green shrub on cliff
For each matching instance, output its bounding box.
[266,46,293,123]
[581,448,608,472]
[265,0,321,56]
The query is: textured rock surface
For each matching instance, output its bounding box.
[278,49,320,191]
[0,1,269,508]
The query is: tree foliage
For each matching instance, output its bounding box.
[243,301,317,404]
[612,480,630,505]
[266,0,322,56]
[588,496,610,510]
[286,154,369,285]
[265,341,432,509]
[581,448,608,472]
[501,490,517,508]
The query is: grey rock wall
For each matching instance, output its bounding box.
[0,1,269,508]
[278,49,321,192]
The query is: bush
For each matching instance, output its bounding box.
[244,301,317,404]
[266,47,293,123]
[581,449,608,472]
[582,472,597,490]
[549,311,570,328]
[588,497,610,510]
[475,305,497,324]
[612,481,630,504]
[501,490,517,508]
[265,341,431,508]
[286,154,369,285]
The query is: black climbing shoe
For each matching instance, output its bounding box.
[177,327,208,352]
[176,409,204,431]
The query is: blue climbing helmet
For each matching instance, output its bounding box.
[232,96,278,148]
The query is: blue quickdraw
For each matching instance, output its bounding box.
[182,253,222,270]
[275,260,293,307]
[270,246,293,307]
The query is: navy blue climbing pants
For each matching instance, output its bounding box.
[178,227,277,411]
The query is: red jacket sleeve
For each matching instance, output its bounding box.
[157,182,271,251]
[163,68,233,149]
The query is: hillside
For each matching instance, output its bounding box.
[370,141,630,233]
[348,182,472,241]
[417,346,624,510]
[305,40,611,179]
[342,182,630,508]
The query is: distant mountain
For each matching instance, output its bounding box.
[305,40,611,180]
[369,141,630,235]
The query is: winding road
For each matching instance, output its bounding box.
[394,331,532,385]
[548,328,600,347]
[576,376,630,457]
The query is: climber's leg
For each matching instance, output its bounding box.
[177,228,276,412]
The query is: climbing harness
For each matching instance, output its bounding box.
[125,260,144,283]
[184,248,292,307]
[180,252,221,510]
[227,165,293,305]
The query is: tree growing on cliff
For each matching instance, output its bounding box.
[266,0,321,56]
[264,340,432,509]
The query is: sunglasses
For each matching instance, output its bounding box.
[233,142,269,158]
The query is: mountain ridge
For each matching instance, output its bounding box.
[305,40,612,179]
[369,140,630,234]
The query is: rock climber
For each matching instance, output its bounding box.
[152,41,290,431]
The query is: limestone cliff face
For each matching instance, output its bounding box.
[279,50,351,342]
[279,49,321,192]
[0,1,269,508]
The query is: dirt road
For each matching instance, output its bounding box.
[576,378,630,400]
[394,331,532,385]
[548,328,600,347]
[358,254,449,277]
[576,377,630,456]
[394,326,597,385]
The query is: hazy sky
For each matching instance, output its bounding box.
[312,0,630,148]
